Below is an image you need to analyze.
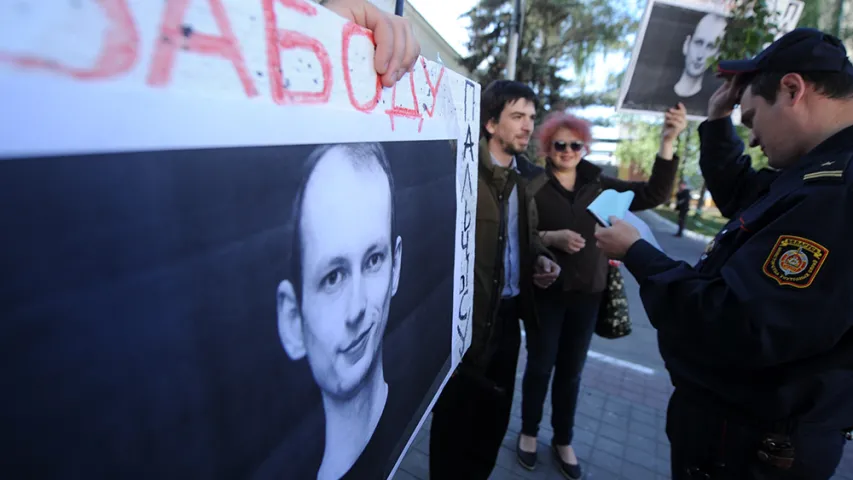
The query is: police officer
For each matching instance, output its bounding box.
[594,28,853,479]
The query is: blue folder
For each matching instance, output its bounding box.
[587,189,635,227]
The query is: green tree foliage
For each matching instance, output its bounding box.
[462,0,635,111]
[614,115,662,177]
[615,115,708,186]
[710,1,777,70]
[798,0,852,41]
[713,0,852,68]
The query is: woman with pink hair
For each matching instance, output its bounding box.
[516,104,688,478]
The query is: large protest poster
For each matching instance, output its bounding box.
[617,0,804,119]
[0,1,479,479]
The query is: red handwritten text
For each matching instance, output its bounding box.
[147,0,258,97]
[0,0,139,80]
[0,0,449,131]
[385,71,420,131]
[341,22,382,113]
[263,0,332,104]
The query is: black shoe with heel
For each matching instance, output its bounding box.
[516,436,537,470]
[552,441,583,479]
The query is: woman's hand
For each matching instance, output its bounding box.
[659,103,688,160]
[661,103,688,143]
[543,229,586,254]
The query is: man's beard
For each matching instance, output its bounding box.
[500,136,526,156]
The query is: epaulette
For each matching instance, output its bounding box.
[802,152,852,183]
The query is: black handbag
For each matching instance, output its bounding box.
[595,260,632,339]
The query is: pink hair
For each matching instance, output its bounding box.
[536,112,593,157]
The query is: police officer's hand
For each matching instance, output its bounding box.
[708,75,743,120]
[594,217,641,260]
[544,229,586,254]
[533,256,561,289]
[661,103,688,144]
[324,0,421,87]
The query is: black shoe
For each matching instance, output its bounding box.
[552,442,583,479]
[516,437,537,470]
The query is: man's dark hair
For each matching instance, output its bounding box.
[742,71,853,104]
[480,80,538,140]
[288,143,396,305]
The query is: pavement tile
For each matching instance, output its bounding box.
[629,419,659,440]
[398,448,429,480]
[627,431,657,455]
[572,427,597,447]
[575,412,601,433]
[594,436,625,458]
[604,398,631,416]
[631,408,658,428]
[621,460,659,480]
[625,445,659,471]
[590,448,624,476]
[495,446,541,479]
[391,468,420,480]
[599,423,628,443]
[600,409,629,429]
[657,442,672,462]
[573,441,594,460]
[653,456,672,476]
[489,465,527,480]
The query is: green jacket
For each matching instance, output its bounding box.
[461,139,552,375]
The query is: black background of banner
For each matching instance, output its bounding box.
[0,140,456,479]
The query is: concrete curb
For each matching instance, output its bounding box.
[643,210,715,243]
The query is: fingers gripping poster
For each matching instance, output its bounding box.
[0,1,480,479]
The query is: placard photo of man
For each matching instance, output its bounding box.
[673,12,727,99]
[620,1,728,117]
[276,143,402,480]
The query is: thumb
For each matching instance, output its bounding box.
[608,216,622,226]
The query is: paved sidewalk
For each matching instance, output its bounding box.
[396,211,853,479]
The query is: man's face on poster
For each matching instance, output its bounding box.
[278,146,402,401]
[682,14,727,79]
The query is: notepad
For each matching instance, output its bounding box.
[587,189,634,227]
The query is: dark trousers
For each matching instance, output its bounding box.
[429,298,521,480]
[667,387,846,480]
[520,290,602,445]
[676,209,688,235]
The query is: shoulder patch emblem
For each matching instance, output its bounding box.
[762,235,829,288]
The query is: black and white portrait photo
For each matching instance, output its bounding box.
[0,140,456,480]
[619,0,729,118]
[275,143,401,480]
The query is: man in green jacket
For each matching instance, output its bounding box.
[429,80,561,479]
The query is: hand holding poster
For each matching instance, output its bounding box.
[0,1,479,479]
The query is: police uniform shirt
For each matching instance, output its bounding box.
[621,116,853,429]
